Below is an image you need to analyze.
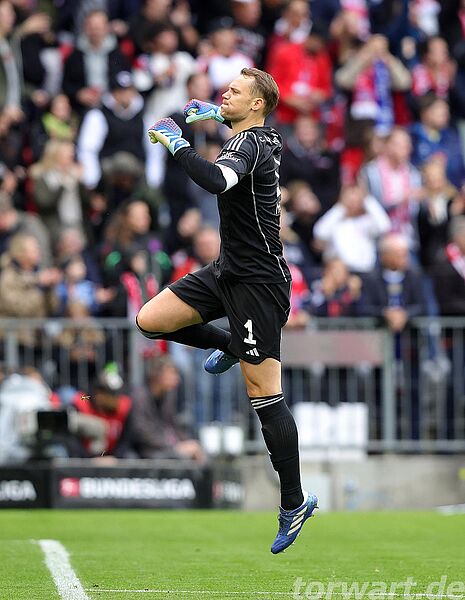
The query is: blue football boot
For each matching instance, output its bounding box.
[204,349,239,374]
[271,491,318,554]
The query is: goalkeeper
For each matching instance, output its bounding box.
[136,67,317,554]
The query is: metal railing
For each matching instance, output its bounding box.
[0,316,464,453]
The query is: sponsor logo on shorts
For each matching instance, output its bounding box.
[246,348,259,357]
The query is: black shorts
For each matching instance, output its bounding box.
[168,264,291,364]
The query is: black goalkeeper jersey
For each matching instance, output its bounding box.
[213,126,291,284]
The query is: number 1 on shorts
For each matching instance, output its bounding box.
[243,319,257,345]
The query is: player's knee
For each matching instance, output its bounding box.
[135,307,165,336]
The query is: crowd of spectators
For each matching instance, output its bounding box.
[1,0,465,444]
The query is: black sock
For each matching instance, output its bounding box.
[136,317,232,352]
[251,394,304,511]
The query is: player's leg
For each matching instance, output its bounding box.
[137,287,202,332]
[136,267,231,352]
[241,357,318,553]
[240,357,303,510]
[220,280,317,553]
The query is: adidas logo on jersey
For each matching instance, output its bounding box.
[246,348,259,357]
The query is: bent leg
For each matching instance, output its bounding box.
[137,288,203,333]
[136,288,231,352]
[241,358,304,511]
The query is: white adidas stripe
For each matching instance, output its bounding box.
[227,131,246,152]
[252,398,283,409]
[250,395,283,408]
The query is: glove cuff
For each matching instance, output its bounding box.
[170,137,190,156]
[214,107,225,123]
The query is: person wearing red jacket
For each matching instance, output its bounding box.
[72,363,133,458]
[267,30,332,127]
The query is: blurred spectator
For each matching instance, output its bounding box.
[55,226,101,284]
[95,152,152,222]
[431,216,465,316]
[0,191,52,264]
[231,0,266,67]
[171,225,220,281]
[310,0,340,33]
[268,27,332,128]
[314,184,390,274]
[106,245,159,318]
[410,94,465,188]
[0,158,18,197]
[285,180,322,266]
[189,0,231,36]
[29,139,88,243]
[417,157,464,270]
[56,0,141,39]
[100,198,170,286]
[360,127,422,246]
[63,9,130,112]
[77,70,145,189]
[411,36,456,101]
[129,0,171,54]
[280,204,316,287]
[0,0,24,168]
[174,206,203,254]
[133,23,197,123]
[129,0,198,56]
[304,257,362,317]
[335,34,411,139]
[329,6,364,67]
[359,233,426,331]
[55,256,112,317]
[280,115,341,210]
[71,362,133,458]
[284,261,310,329]
[17,11,62,109]
[409,0,441,38]
[0,233,60,347]
[441,0,465,70]
[280,206,311,328]
[53,301,106,390]
[270,0,312,50]
[30,93,79,162]
[201,17,253,95]
[131,355,205,463]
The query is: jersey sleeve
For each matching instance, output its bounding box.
[215,132,259,181]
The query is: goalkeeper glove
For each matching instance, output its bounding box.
[147,118,190,155]
[183,99,225,124]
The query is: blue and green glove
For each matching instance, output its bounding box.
[147,118,190,155]
[183,99,225,124]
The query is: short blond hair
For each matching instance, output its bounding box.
[241,67,279,118]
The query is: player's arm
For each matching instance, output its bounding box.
[148,118,256,194]
[183,99,232,129]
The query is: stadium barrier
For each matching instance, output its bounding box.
[0,459,243,509]
[0,317,464,454]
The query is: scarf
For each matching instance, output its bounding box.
[412,63,451,99]
[352,61,393,134]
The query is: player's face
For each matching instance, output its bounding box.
[220,76,262,122]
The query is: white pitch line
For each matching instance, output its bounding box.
[85,590,464,599]
[38,539,90,600]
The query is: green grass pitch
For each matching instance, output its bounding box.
[0,510,464,600]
